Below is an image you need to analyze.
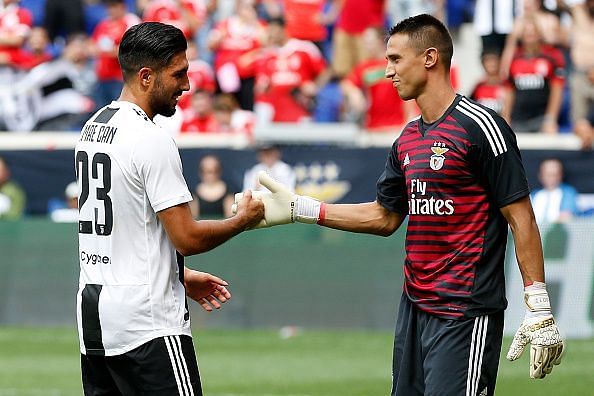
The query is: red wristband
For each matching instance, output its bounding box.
[317,202,326,225]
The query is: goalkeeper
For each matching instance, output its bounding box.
[235,14,564,396]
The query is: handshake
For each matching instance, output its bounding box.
[232,171,324,228]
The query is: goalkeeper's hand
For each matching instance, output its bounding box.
[506,281,564,379]
[232,171,323,228]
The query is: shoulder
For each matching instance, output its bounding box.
[452,96,512,154]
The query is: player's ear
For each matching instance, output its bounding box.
[138,67,153,88]
[424,47,439,69]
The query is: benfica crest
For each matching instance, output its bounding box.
[430,143,449,171]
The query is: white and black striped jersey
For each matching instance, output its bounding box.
[75,101,193,356]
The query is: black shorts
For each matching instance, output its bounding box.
[391,294,504,396]
[81,335,202,396]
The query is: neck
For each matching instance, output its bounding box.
[119,85,155,119]
[415,80,457,123]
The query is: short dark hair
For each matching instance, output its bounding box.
[118,22,187,82]
[388,14,453,69]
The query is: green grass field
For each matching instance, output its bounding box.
[0,327,592,396]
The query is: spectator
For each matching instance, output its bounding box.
[9,26,53,71]
[191,155,234,218]
[50,181,79,223]
[473,0,517,55]
[178,39,216,116]
[331,0,385,78]
[0,156,26,220]
[341,26,414,131]
[531,158,578,224]
[470,49,507,114]
[91,0,140,109]
[180,89,219,132]
[208,0,266,110]
[43,0,85,42]
[500,0,566,77]
[254,17,325,123]
[0,0,33,70]
[212,93,256,135]
[142,0,207,39]
[243,144,295,192]
[1,33,96,132]
[501,18,565,133]
[564,0,594,149]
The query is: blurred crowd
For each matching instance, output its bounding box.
[0,0,590,145]
[1,0,593,220]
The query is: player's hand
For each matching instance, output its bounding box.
[184,268,231,312]
[233,189,265,230]
[232,171,322,228]
[506,282,564,379]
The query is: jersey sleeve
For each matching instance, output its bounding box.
[376,140,408,214]
[463,106,530,208]
[132,131,193,213]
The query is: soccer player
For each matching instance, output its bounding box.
[235,14,564,395]
[75,22,264,395]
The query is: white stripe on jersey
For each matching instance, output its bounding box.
[456,104,500,156]
[165,336,186,396]
[460,98,507,153]
[456,102,503,157]
[466,316,488,396]
[173,335,195,396]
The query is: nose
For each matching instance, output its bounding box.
[181,74,190,92]
[385,64,395,79]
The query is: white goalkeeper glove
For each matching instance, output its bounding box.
[506,281,564,379]
[232,171,323,228]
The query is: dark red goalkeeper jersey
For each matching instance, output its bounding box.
[376,95,529,319]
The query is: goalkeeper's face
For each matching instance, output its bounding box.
[149,51,190,117]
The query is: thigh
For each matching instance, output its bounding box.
[423,311,504,396]
[107,335,202,396]
[81,353,122,396]
[391,294,424,396]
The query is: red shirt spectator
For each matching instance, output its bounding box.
[335,0,385,34]
[471,81,506,114]
[11,26,52,70]
[142,0,206,39]
[92,2,139,82]
[0,0,33,67]
[181,90,220,133]
[506,44,565,128]
[346,58,406,130]
[178,59,216,112]
[283,0,326,42]
[256,39,325,122]
[209,15,266,79]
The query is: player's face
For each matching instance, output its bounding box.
[385,34,427,101]
[149,51,190,117]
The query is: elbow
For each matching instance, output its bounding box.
[376,222,398,237]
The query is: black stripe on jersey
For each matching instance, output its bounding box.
[81,284,105,355]
[79,220,92,234]
[177,252,190,322]
[93,108,119,124]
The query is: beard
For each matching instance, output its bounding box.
[149,77,180,117]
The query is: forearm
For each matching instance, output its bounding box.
[502,198,545,285]
[321,201,404,236]
[180,217,247,256]
[545,83,563,121]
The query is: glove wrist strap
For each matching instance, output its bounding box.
[295,196,321,224]
[524,281,552,318]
